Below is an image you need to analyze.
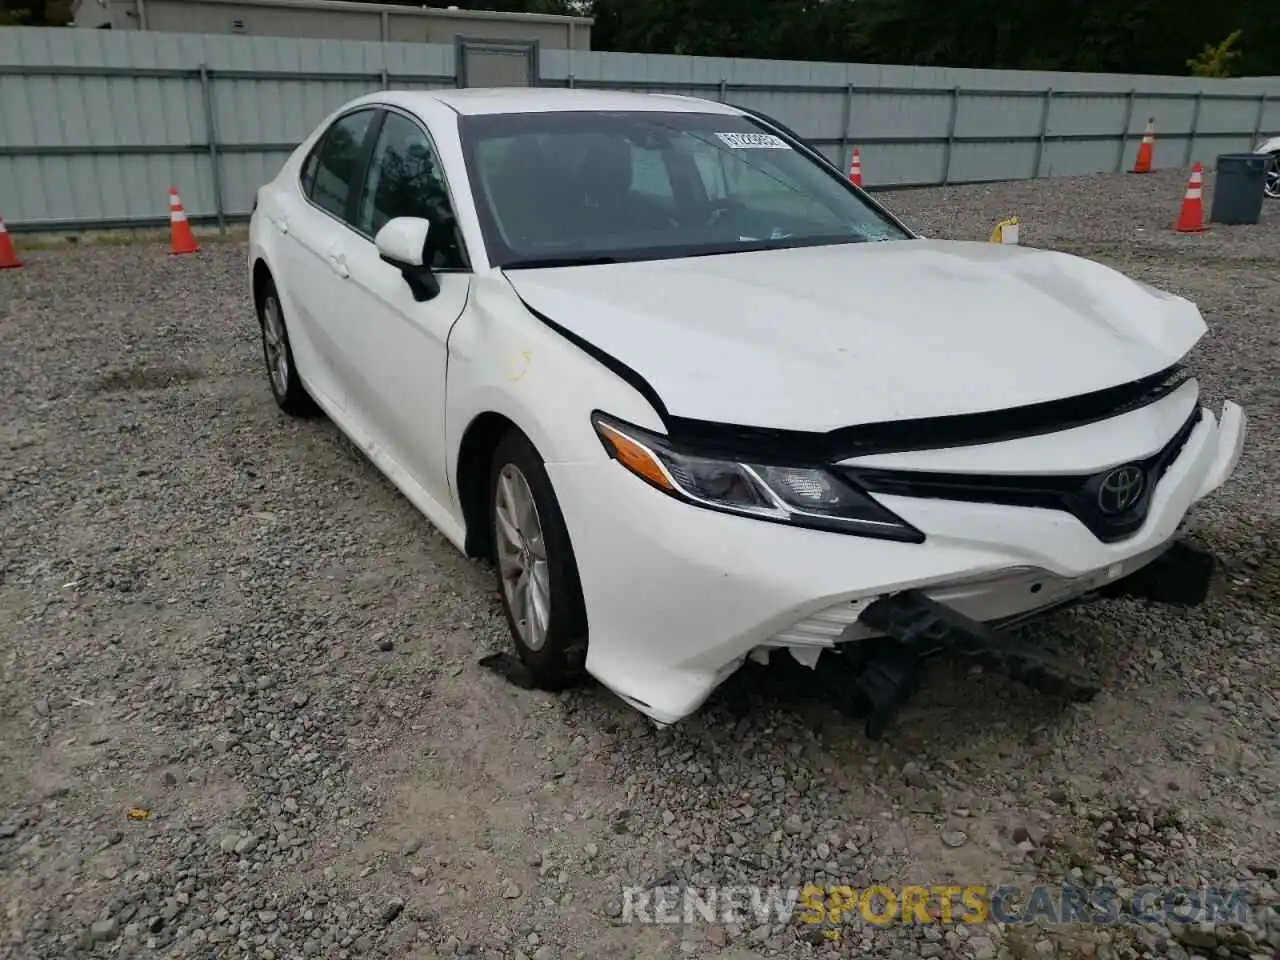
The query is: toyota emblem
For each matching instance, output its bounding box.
[1097,465,1145,515]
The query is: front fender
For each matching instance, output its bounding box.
[1255,135,1280,155]
[445,274,667,496]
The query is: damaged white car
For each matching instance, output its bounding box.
[248,88,1247,737]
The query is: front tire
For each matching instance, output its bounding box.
[257,277,316,417]
[489,429,588,690]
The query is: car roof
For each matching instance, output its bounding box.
[372,87,746,117]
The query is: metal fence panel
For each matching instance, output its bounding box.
[2,27,1278,231]
[1261,99,1280,141]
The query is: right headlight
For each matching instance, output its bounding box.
[591,412,924,543]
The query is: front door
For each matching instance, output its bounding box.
[335,107,472,513]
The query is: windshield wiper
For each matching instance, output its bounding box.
[681,234,870,259]
[501,255,619,270]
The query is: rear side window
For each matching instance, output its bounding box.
[304,109,376,221]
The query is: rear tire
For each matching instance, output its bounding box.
[1265,152,1280,200]
[257,276,317,417]
[488,429,588,690]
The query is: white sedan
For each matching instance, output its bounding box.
[247,88,1246,735]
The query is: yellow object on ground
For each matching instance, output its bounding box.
[990,217,1020,244]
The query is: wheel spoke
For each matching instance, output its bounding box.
[529,561,550,629]
[499,471,516,507]
[511,571,528,623]
[497,542,523,579]
[514,482,538,532]
[494,501,521,551]
[524,574,543,648]
[525,528,546,561]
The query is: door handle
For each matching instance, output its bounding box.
[274,215,288,235]
[328,253,349,279]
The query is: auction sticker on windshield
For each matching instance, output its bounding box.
[715,132,790,149]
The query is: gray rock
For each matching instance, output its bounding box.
[901,762,928,787]
[382,898,404,923]
[89,918,119,942]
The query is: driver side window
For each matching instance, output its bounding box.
[355,111,468,270]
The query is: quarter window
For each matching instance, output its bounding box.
[356,112,467,270]
[306,109,376,222]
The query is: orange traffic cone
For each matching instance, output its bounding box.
[168,187,199,255]
[1131,118,1155,174]
[1174,163,1207,233]
[0,215,22,270]
[849,148,863,187]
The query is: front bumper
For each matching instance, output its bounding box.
[546,401,1245,726]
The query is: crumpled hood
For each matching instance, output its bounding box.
[503,239,1205,432]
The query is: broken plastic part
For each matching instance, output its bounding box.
[821,589,1106,739]
[787,646,823,670]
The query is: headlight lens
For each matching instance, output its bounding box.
[592,413,923,543]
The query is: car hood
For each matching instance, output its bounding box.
[502,239,1206,433]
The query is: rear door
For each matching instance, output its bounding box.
[274,106,380,411]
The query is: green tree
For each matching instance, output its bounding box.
[582,0,1279,76]
[1187,29,1244,76]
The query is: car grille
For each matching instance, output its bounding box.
[846,407,1203,544]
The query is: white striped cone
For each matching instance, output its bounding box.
[1174,164,1206,232]
[168,187,199,253]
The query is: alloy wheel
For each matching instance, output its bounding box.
[494,463,551,652]
[1265,156,1280,200]
[262,294,290,397]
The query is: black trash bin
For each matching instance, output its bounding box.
[1209,153,1268,225]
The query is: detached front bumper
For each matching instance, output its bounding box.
[545,401,1246,726]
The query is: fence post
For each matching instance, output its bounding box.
[198,64,226,235]
[838,83,854,172]
[1116,88,1136,172]
[1251,92,1268,144]
[380,67,389,90]
[1033,87,1054,179]
[379,10,389,42]
[1184,91,1202,167]
[941,85,960,185]
[718,79,726,102]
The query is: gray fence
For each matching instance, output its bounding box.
[2,27,1279,233]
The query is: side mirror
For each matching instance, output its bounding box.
[375,216,439,302]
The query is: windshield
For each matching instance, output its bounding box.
[457,110,912,268]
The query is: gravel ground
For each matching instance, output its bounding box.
[1,168,1277,960]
